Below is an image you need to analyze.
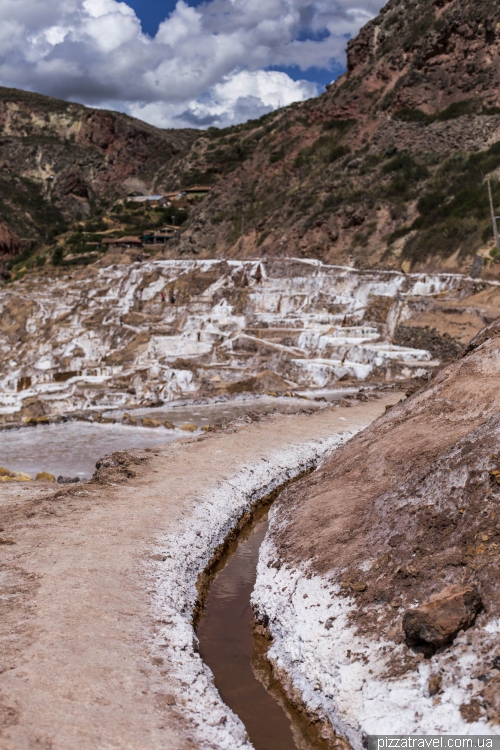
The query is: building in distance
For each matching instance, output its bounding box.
[101,236,143,250]
[142,226,179,246]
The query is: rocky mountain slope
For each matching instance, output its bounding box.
[253,316,500,742]
[0,87,196,257]
[2,258,498,424]
[169,0,500,274]
[3,0,500,277]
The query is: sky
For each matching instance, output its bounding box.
[0,0,386,130]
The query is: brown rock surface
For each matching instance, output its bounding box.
[34,472,56,483]
[0,86,196,251]
[402,584,482,652]
[141,418,162,428]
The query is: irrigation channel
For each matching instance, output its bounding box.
[197,503,330,750]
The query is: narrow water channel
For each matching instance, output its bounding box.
[197,510,329,750]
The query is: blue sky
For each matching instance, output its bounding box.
[0,0,386,128]
[126,0,191,36]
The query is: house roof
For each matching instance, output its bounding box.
[102,236,142,244]
[143,227,177,238]
[127,195,165,202]
[185,185,211,192]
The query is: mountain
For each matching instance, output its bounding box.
[170,0,500,273]
[2,0,500,275]
[0,87,196,257]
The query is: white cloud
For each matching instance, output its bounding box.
[0,0,387,128]
[129,69,318,129]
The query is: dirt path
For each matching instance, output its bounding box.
[0,397,398,749]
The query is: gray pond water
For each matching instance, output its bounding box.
[0,421,182,479]
[0,390,354,480]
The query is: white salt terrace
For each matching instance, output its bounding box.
[0,259,486,417]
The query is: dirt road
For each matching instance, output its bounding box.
[0,397,397,749]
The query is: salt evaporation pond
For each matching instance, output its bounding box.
[0,392,353,480]
[0,422,183,480]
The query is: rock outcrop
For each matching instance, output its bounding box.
[403,585,483,654]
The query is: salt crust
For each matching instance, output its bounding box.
[151,430,357,748]
[252,529,500,747]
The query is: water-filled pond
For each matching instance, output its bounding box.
[0,421,182,479]
[0,390,355,480]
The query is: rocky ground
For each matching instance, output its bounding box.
[252,318,500,744]
[0,394,396,749]
[1,258,499,424]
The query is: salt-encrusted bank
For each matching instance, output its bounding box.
[252,541,500,748]
[251,322,500,745]
[150,429,358,749]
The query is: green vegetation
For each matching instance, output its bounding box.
[387,226,413,244]
[52,246,64,266]
[0,175,67,245]
[5,244,37,271]
[322,118,357,134]
[392,100,495,125]
[382,153,430,199]
[398,140,500,263]
[270,146,285,164]
[205,139,254,173]
[294,134,351,169]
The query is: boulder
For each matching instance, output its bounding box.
[403,585,482,653]
[141,418,162,428]
[0,468,31,482]
[12,472,32,482]
[180,423,197,432]
[35,472,56,482]
[122,413,138,426]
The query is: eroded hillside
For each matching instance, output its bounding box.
[0,87,196,257]
[253,315,500,741]
[169,0,500,273]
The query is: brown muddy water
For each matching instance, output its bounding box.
[197,510,329,750]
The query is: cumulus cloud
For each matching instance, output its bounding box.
[129,69,318,129]
[0,0,386,128]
